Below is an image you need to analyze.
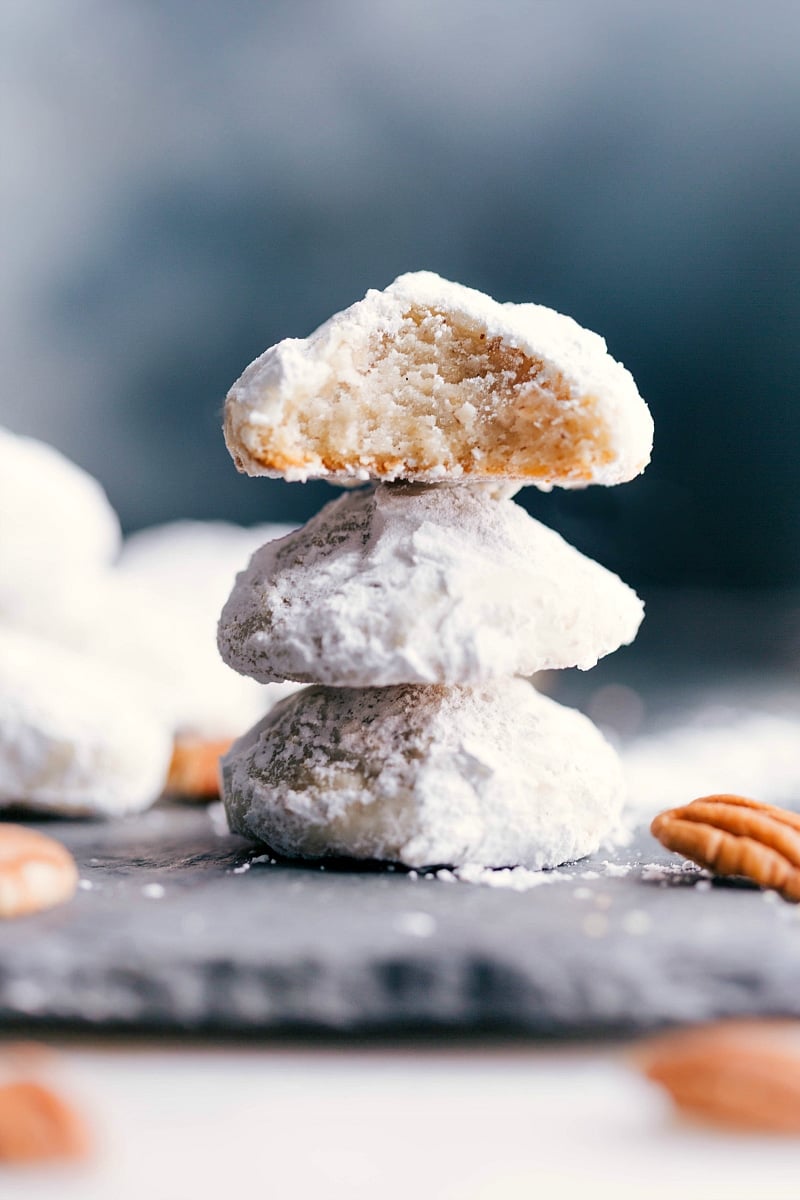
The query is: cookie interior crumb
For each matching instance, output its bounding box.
[231,304,615,485]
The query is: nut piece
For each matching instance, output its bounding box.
[0,1079,90,1162]
[0,825,78,918]
[651,794,800,902]
[165,735,232,799]
[637,1020,800,1134]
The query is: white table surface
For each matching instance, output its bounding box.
[2,1040,796,1200]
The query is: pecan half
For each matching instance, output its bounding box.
[0,1079,91,1162]
[165,735,232,799]
[650,794,800,901]
[0,825,78,918]
[637,1020,800,1133]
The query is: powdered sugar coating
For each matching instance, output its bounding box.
[0,627,171,817]
[0,426,120,594]
[0,519,300,739]
[218,484,643,687]
[221,679,625,869]
[118,519,294,593]
[225,271,653,487]
[116,520,301,736]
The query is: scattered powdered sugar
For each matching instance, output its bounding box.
[639,861,706,883]
[449,863,573,891]
[231,852,276,875]
[207,802,230,836]
[601,861,632,878]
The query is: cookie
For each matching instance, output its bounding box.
[221,679,625,869]
[224,271,653,488]
[1,519,300,746]
[0,627,171,817]
[218,483,644,687]
[115,519,301,738]
[0,426,120,619]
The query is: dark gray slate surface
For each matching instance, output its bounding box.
[1,801,798,1037]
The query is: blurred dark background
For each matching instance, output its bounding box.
[2,0,799,591]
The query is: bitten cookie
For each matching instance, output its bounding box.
[224,271,653,488]
[219,484,644,687]
[221,679,625,869]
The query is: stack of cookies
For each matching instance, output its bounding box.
[217,272,653,869]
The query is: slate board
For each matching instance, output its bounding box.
[1,800,798,1037]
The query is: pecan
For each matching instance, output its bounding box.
[0,825,78,918]
[637,1020,800,1133]
[165,735,232,799]
[650,794,800,901]
[0,1079,90,1162]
